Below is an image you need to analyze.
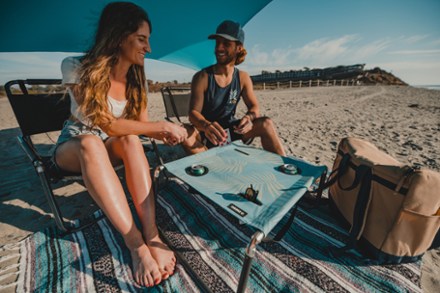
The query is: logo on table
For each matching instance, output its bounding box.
[228,204,247,217]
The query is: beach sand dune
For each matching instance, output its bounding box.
[1,86,439,291]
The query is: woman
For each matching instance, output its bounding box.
[55,2,187,287]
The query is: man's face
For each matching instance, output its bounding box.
[214,37,240,65]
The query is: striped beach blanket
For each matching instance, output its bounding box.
[0,179,421,292]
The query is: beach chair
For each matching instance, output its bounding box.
[4,79,161,233]
[160,86,191,124]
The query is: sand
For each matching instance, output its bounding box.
[0,85,439,291]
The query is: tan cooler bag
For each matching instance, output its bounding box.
[327,137,440,264]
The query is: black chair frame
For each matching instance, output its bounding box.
[160,86,191,124]
[5,79,161,233]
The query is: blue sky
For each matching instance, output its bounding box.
[1,0,439,86]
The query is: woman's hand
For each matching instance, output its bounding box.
[160,122,188,146]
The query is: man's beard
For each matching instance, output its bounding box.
[216,53,236,65]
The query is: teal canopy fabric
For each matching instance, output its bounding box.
[0,0,271,70]
[164,141,327,236]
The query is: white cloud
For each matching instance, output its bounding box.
[244,34,440,85]
[246,35,361,71]
[0,52,80,68]
[248,45,270,65]
[389,49,440,55]
[247,35,390,71]
[351,39,392,60]
[0,52,82,84]
[270,47,296,66]
[297,35,359,62]
[404,35,429,44]
[371,60,440,85]
[145,59,195,82]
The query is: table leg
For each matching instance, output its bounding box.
[153,165,165,196]
[237,231,265,293]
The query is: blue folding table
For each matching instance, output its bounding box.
[154,141,327,292]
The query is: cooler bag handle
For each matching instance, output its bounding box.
[330,165,373,256]
[315,153,351,192]
[311,152,367,195]
[337,160,368,191]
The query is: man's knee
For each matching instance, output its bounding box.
[255,116,275,132]
[181,124,199,146]
[262,116,274,128]
[183,124,197,137]
[181,124,206,154]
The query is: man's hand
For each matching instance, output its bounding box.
[233,115,253,135]
[204,121,227,146]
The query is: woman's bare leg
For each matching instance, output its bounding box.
[55,135,162,287]
[105,135,176,279]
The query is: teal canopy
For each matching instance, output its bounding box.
[0,0,272,70]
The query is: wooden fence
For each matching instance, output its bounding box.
[253,79,362,90]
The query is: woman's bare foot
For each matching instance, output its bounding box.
[146,234,176,279]
[129,243,162,287]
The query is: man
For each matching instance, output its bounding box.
[182,20,285,156]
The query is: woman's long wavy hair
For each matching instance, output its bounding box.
[77,2,152,128]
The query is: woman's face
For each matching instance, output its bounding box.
[119,21,151,66]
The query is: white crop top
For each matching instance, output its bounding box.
[61,56,127,125]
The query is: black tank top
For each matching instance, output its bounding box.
[201,66,241,128]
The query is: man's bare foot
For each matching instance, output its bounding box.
[146,234,176,279]
[129,243,162,287]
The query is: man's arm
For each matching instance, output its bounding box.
[188,70,210,130]
[234,71,260,134]
[189,70,227,146]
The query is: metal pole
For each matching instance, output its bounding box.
[237,231,265,293]
[153,165,165,197]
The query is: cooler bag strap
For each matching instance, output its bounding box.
[349,165,373,241]
[272,205,298,241]
[313,153,351,192]
[330,165,373,256]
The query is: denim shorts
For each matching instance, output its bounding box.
[56,119,109,146]
[50,120,109,175]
